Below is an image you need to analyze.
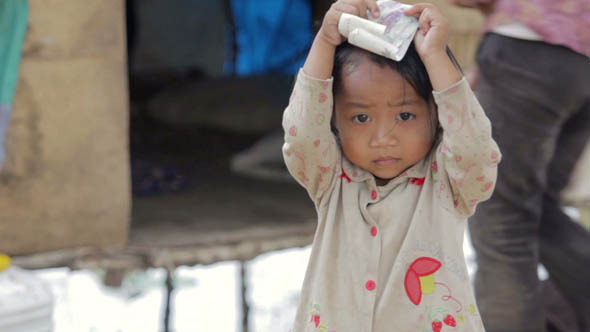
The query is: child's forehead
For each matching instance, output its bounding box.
[338,60,420,101]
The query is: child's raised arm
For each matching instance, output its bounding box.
[404,3,462,90]
[406,3,501,217]
[303,0,380,79]
[283,0,380,204]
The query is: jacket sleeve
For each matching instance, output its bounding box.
[432,77,502,218]
[282,69,341,204]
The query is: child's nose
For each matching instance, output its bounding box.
[370,121,398,147]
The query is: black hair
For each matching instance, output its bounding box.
[332,42,462,141]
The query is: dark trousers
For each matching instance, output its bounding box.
[469,33,590,332]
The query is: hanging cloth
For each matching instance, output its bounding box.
[0,0,28,170]
[225,0,313,76]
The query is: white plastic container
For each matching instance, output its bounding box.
[0,265,54,332]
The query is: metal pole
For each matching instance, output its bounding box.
[164,267,175,332]
[240,261,250,332]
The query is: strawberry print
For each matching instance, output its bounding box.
[319,93,327,103]
[432,320,443,332]
[310,314,320,328]
[289,125,297,137]
[444,314,457,327]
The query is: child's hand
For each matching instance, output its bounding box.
[319,0,381,46]
[404,3,449,63]
[403,3,460,91]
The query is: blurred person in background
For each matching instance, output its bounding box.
[448,0,590,331]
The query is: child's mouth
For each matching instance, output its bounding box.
[374,157,401,166]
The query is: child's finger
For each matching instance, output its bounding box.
[417,7,434,34]
[333,1,361,17]
[341,0,367,17]
[364,0,380,18]
[403,3,433,17]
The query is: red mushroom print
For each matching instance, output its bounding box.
[404,257,442,305]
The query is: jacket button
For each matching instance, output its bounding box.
[370,226,378,237]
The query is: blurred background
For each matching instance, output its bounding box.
[0,0,587,331]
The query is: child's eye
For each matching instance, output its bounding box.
[353,114,371,123]
[397,112,415,121]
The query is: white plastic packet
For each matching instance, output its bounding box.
[338,0,419,61]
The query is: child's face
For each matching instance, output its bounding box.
[334,56,434,185]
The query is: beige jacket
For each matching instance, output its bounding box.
[282,69,501,332]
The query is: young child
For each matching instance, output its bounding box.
[282,1,501,331]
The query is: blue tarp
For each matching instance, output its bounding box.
[0,0,28,170]
[226,0,313,76]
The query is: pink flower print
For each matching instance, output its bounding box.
[447,115,454,124]
[321,81,330,89]
[289,125,297,137]
[316,113,326,126]
[482,181,493,192]
[318,165,329,173]
[294,151,305,168]
[455,155,462,162]
[491,150,499,161]
[476,176,485,182]
[454,199,459,208]
[319,93,327,103]
[298,171,309,183]
[314,139,321,147]
[322,142,333,157]
[431,161,438,172]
